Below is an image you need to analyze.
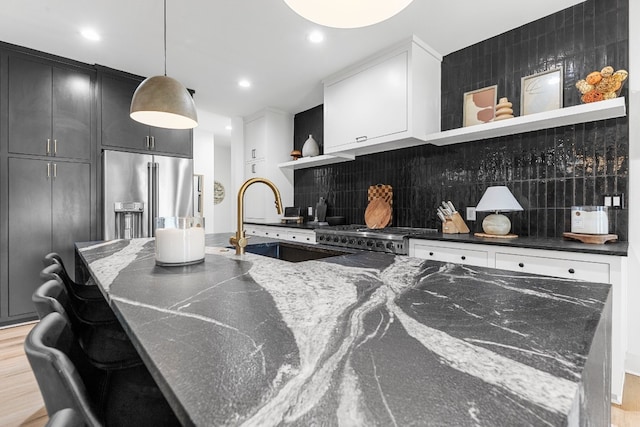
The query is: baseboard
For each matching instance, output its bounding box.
[625,352,640,377]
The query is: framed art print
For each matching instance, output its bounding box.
[463,85,498,127]
[520,69,563,115]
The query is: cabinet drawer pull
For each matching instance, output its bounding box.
[461,256,466,260]
[429,252,434,256]
[355,135,368,143]
[292,236,296,239]
[518,262,524,268]
[568,268,575,274]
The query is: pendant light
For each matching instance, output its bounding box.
[130,0,197,129]
[283,0,414,29]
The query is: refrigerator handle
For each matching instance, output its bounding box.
[147,162,154,236]
[152,162,159,236]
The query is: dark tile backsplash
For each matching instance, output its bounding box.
[293,0,629,240]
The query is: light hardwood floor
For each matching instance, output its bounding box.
[1,322,639,427]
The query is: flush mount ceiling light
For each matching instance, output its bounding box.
[130,0,197,129]
[80,28,101,41]
[283,0,414,28]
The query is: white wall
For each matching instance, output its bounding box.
[213,144,234,233]
[626,2,640,376]
[193,128,215,234]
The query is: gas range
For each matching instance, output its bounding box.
[315,225,438,255]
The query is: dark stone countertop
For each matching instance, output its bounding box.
[76,234,611,426]
[248,222,628,256]
[245,221,322,230]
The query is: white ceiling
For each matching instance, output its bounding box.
[0,0,585,144]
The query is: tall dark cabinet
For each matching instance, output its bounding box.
[0,45,97,325]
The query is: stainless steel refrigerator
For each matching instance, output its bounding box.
[103,150,193,240]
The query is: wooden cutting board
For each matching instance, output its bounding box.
[364,198,392,229]
[368,184,393,226]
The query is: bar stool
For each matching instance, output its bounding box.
[45,408,88,427]
[43,252,103,301]
[24,312,104,427]
[26,312,181,427]
[33,279,142,370]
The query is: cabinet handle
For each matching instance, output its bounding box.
[46,139,51,155]
[429,252,434,256]
[47,163,51,178]
[145,136,150,149]
[53,163,57,178]
[251,164,256,174]
[252,149,256,159]
[53,139,57,155]
[151,136,155,149]
[568,268,575,274]
[355,136,368,143]
[518,262,524,268]
[461,256,466,260]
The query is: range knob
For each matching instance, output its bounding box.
[333,237,339,243]
[366,240,374,247]
[376,242,384,248]
[341,237,348,243]
[318,235,325,241]
[348,238,355,244]
[357,240,364,246]
[386,242,395,250]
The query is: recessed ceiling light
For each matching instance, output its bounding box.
[238,79,251,88]
[225,125,232,130]
[308,31,324,43]
[80,28,101,41]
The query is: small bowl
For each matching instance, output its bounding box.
[326,216,345,226]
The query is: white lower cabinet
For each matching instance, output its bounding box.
[245,224,316,244]
[409,238,628,404]
[411,242,489,267]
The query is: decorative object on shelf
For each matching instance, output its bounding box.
[213,181,225,205]
[576,66,628,103]
[130,0,197,129]
[290,149,302,160]
[520,68,563,116]
[463,85,497,127]
[283,0,413,28]
[474,186,523,237]
[494,97,514,121]
[302,134,320,157]
[437,201,470,234]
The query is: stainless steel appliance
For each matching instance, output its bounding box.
[315,225,438,255]
[103,150,193,240]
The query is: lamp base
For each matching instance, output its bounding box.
[474,232,518,239]
[481,213,512,235]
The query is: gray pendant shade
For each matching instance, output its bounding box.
[130,75,198,129]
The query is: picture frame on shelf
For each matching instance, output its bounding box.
[463,85,498,127]
[520,69,563,115]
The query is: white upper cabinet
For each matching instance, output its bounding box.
[323,36,442,156]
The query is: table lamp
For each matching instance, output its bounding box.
[475,186,523,237]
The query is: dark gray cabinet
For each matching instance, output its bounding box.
[7,157,91,317]
[100,71,192,157]
[8,55,92,160]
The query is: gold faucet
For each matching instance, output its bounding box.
[230,178,283,255]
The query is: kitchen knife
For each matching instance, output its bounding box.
[437,211,446,222]
[447,201,456,213]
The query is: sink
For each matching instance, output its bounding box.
[242,242,350,263]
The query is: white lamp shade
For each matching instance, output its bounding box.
[475,186,523,212]
[130,75,198,129]
[283,0,414,28]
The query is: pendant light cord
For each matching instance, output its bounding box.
[164,0,167,76]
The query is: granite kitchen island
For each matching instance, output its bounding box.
[76,234,611,426]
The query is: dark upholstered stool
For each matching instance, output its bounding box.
[43,252,103,301]
[40,263,116,324]
[26,312,181,427]
[45,408,88,427]
[33,279,142,370]
[24,312,104,427]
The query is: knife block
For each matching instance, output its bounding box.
[442,212,470,234]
